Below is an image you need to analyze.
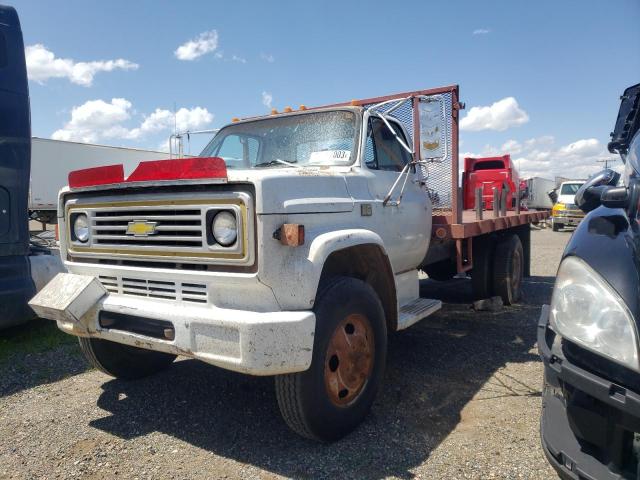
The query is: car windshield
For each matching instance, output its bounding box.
[560,183,583,195]
[200,110,358,169]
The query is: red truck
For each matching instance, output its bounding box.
[462,154,519,210]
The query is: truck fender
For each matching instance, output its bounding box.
[306,229,398,330]
[307,229,388,268]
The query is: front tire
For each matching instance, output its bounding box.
[78,337,176,380]
[275,277,387,441]
[552,221,561,232]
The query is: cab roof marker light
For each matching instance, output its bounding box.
[283,106,293,113]
[271,108,278,115]
[299,105,307,111]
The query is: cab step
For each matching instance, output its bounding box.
[397,298,442,330]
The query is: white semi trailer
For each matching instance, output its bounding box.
[524,176,555,210]
[30,138,171,223]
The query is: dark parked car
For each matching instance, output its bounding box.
[539,82,640,479]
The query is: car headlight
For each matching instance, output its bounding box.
[550,256,640,371]
[212,211,237,246]
[73,213,90,243]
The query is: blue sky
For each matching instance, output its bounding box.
[12,0,640,178]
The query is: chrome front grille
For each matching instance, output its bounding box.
[92,208,204,248]
[64,192,254,266]
[99,275,208,304]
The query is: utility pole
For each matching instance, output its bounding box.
[597,157,617,169]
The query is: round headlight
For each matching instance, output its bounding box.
[212,211,237,246]
[73,214,90,243]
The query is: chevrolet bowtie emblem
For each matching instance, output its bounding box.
[126,220,158,236]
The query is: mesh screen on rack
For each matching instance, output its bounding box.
[365,93,454,214]
[423,92,454,214]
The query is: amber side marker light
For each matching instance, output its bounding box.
[273,224,305,246]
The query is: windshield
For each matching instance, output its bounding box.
[560,183,583,195]
[200,110,358,169]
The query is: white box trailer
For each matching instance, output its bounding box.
[30,138,171,223]
[525,176,555,210]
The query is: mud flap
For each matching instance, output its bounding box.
[29,273,106,335]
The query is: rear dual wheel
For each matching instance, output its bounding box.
[471,233,524,305]
[275,277,387,441]
[492,234,524,305]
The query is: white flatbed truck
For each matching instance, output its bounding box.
[30,85,548,440]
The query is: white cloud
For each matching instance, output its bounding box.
[260,52,275,63]
[262,91,273,109]
[524,135,554,149]
[231,55,247,64]
[460,97,529,132]
[128,107,213,138]
[25,44,138,87]
[472,29,491,35]
[501,139,522,154]
[52,98,213,144]
[174,30,219,61]
[52,98,133,142]
[557,138,601,157]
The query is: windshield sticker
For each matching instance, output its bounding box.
[309,150,351,164]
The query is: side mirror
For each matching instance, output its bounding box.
[575,168,620,212]
[601,186,629,209]
[600,180,640,218]
[547,189,558,204]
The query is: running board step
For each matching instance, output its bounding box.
[397,298,442,331]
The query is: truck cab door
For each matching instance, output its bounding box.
[362,117,430,272]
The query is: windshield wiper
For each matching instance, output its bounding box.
[254,158,301,168]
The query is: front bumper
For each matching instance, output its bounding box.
[30,273,315,376]
[538,305,640,479]
[552,214,584,226]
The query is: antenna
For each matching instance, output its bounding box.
[596,157,617,169]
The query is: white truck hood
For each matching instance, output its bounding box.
[227,167,356,215]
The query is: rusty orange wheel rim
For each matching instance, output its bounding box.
[324,313,375,407]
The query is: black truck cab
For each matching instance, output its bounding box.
[539,83,640,479]
[0,5,35,327]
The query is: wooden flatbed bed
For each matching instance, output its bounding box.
[434,209,549,239]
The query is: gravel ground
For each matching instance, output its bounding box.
[0,227,572,479]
